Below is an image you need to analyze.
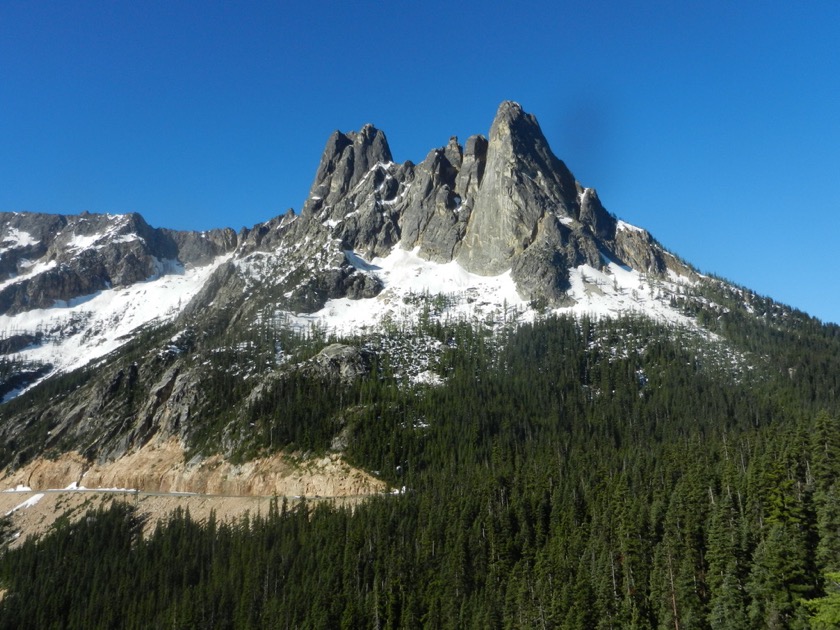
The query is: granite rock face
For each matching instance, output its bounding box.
[0,100,685,323]
[189,100,686,315]
[303,124,393,216]
[0,212,237,316]
[398,143,469,263]
[456,101,580,275]
[302,343,373,385]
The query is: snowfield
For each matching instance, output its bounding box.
[287,244,700,338]
[0,253,232,397]
[1,230,733,402]
[289,246,529,336]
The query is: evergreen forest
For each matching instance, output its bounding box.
[2,312,840,629]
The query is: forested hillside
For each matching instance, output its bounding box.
[2,312,839,629]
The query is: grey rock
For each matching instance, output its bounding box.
[226,99,688,311]
[0,333,41,355]
[509,213,598,306]
[577,186,615,240]
[291,124,404,260]
[399,147,466,262]
[334,186,401,259]
[302,124,393,219]
[284,265,384,313]
[443,136,462,170]
[456,101,579,276]
[162,227,239,266]
[613,225,669,275]
[454,135,488,209]
[0,213,65,279]
[302,343,372,385]
[343,269,384,300]
[0,211,240,316]
[182,260,245,319]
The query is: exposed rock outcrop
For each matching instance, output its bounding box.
[0,439,385,497]
[457,101,581,275]
[0,211,238,316]
[398,142,470,263]
[171,100,693,321]
[302,344,373,385]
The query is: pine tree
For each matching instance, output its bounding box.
[705,488,749,629]
[747,520,815,629]
[803,572,840,629]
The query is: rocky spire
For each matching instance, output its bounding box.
[260,101,661,310]
[578,186,615,241]
[454,135,488,208]
[302,124,392,217]
[455,101,579,275]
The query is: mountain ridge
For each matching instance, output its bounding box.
[0,100,831,487]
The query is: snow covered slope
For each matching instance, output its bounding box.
[0,212,237,398]
[285,236,701,339]
[0,254,231,400]
[0,212,721,402]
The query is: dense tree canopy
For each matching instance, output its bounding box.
[2,311,840,628]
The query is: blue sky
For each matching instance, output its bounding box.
[2,1,839,323]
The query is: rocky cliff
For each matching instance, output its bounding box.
[182,100,686,325]
[0,211,237,316]
[0,100,699,485]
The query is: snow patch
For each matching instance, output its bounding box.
[5,493,44,515]
[0,228,39,254]
[283,243,717,348]
[67,232,103,250]
[288,246,528,338]
[617,220,644,234]
[411,370,444,387]
[0,253,233,397]
[0,259,57,292]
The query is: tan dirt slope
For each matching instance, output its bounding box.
[1,438,384,497]
[0,439,386,546]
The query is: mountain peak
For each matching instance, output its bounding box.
[488,100,548,156]
[489,100,528,133]
[286,101,670,307]
[0,101,693,402]
[492,99,525,121]
[303,124,392,217]
[455,101,580,278]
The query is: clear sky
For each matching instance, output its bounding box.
[2,1,839,323]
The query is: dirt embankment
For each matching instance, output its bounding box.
[1,439,385,497]
[0,440,387,546]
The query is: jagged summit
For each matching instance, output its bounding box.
[0,101,694,404]
[458,100,582,277]
[275,100,676,308]
[303,123,393,217]
[0,102,685,334]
